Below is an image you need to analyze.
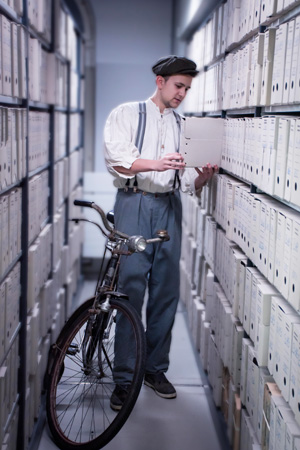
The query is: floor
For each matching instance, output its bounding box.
[37,280,231,450]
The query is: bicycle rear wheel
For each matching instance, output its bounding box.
[46,296,146,450]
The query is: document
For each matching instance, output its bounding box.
[180,117,224,167]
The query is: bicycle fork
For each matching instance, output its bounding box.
[81,306,115,377]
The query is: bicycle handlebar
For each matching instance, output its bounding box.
[73,199,170,246]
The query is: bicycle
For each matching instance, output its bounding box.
[46,199,170,450]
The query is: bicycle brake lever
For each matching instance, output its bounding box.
[156,230,170,241]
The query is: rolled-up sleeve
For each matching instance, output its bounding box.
[180,168,198,195]
[104,103,140,179]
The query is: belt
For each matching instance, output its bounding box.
[118,188,176,198]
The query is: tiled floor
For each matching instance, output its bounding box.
[37,280,231,450]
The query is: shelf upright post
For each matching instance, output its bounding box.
[17,1,29,448]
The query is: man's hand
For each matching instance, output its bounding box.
[194,163,218,191]
[154,153,186,172]
[113,153,186,176]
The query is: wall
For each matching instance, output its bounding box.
[173,0,222,42]
[83,0,174,257]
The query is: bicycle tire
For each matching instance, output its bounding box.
[46,296,146,450]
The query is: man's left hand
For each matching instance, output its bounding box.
[194,163,218,191]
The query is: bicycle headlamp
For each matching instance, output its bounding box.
[128,235,147,252]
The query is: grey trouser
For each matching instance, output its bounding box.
[113,189,182,384]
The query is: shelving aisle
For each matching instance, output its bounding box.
[38,280,231,450]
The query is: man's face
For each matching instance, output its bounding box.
[158,74,193,109]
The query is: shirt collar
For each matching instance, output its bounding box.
[146,98,173,116]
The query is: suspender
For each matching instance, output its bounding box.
[125,102,181,191]
[172,110,182,190]
[135,102,147,152]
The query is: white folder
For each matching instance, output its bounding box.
[271,23,288,105]
[0,199,2,277]
[284,118,296,202]
[22,110,27,178]
[16,109,22,181]
[260,28,276,106]
[180,117,224,168]
[282,19,295,104]
[0,282,5,363]
[289,16,300,103]
[274,117,290,199]
[18,25,27,99]
[260,0,277,22]
[10,109,17,184]
[253,34,265,106]
[267,205,278,284]
[0,108,3,191]
[291,120,300,207]
[1,195,9,274]
[3,108,11,188]
[10,22,19,98]
[1,15,12,97]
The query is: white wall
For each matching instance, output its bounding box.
[89,0,174,172]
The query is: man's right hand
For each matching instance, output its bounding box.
[155,153,185,172]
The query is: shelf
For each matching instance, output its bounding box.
[263,104,300,114]
[54,105,68,113]
[28,217,51,248]
[220,167,300,214]
[0,180,22,196]
[225,107,257,116]
[0,95,24,106]
[28,163,50,179]
[0,1,21,22]
[54,154,67,164]
[27,25,51,50]
[3,395,20,434]
[28,101,51,111]
[0,323,21,367]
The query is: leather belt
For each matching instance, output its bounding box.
[118,188,176,198]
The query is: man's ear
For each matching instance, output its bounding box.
[156,75,165,89]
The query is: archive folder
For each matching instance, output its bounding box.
[180,117,224,168]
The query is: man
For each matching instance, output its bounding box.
[104,55,216,410]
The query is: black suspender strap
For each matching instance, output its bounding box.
[135,102,147,153]
[172,110,182,190]
[125,102,147,190]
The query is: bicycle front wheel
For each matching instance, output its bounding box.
[46,296,146,450]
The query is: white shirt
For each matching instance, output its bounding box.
[104,98,198,194]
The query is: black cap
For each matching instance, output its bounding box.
[152,55,199,77]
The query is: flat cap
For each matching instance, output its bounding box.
[152,55,199,77]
